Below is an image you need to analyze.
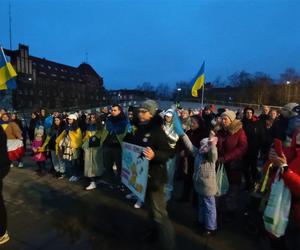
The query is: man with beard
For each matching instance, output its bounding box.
[102,104,129,188]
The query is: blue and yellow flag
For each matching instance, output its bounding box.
[191,62,205,97]
[0,46,17,90]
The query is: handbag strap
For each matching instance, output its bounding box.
[260,163,272,193]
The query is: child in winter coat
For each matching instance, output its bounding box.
[173,110,218,236]
[32,126,47,176]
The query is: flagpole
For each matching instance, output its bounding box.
[9,2,12,50]
[201,82,205,109]
[1,46,9,64]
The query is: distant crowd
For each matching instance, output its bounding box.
[0,101,300,250]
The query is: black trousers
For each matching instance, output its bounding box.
[0,179,7,236]
[146,182,176,250]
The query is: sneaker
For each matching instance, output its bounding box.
[57,173,65,179]
[69,176,75,182]
[117,184,125,192]
[134,200,142,209]
[126,193,136,200]
[0,231,10,245]
[85,181,96,190]
[17,162,24,168]
[72,176,79,182]
[10,163,14,168]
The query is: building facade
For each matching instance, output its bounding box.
[2,44,106,111]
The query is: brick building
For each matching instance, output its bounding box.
[2,44,106,111]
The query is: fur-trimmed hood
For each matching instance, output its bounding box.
[225,119,243,135]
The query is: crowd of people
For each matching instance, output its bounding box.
[0,100,299,250]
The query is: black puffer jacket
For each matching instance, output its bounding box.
[124,115,173,189]
[0,126,10,179]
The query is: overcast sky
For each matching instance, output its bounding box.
[0,0,299,89]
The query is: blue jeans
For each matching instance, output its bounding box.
[198,195,217,230]
[164,156,177,202]
[64,159,79,177]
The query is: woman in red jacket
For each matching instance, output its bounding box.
[268,130,300,250]
[216,110,248,221]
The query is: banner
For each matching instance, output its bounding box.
[121,142,149,202]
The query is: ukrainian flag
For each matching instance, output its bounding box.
[191,61,205,97]
[0,46,17,90]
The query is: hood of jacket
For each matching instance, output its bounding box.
[226,119,243,135]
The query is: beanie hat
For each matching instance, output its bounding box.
[139,100,158,116]
[221,110,236,122]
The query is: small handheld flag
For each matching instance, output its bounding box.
[191,62,205,97]
[0,46,17,90]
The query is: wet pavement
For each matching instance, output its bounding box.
[1,155,264,250]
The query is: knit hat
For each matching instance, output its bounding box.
[139,100,158,116]
[221,110,236,122]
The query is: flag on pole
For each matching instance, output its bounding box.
[0,46,17,90]
[191,61,205,97]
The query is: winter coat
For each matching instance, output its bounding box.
[202,112,216,132]
[265,128,300,227]
[2,121,23,139]
[217,119,248,163]
[0,126,10,179]
[28,118,37,141]
[82,128,104,178]
[163,122,179,150]
[32,139,46,162]
[124,115,173,190]
[181,134,218,196]
[48,124,65,151]
[102,114,129,146]
[282,148,300,227]
[242,117,264,159]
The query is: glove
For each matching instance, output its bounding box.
[172,111,185,136]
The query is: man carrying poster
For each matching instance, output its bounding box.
[123,100,175,250]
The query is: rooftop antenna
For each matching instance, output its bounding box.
[9,1,12,50]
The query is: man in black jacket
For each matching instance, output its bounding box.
[124,100,176,250]
[0,125,10,245]
[241,107,262,191]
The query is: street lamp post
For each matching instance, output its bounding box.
[286,80,291,102]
